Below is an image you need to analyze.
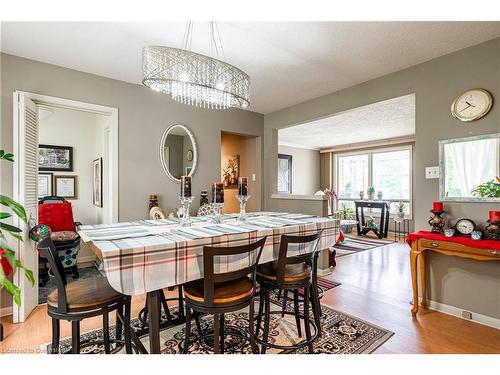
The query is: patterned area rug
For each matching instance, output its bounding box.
[45,290,393,354]
[334,235,393,258]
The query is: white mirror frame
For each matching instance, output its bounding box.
[159,123,198,183]
[438,133,500,202]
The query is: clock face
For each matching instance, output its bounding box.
[456,219,475,235]
[451,89,493,122]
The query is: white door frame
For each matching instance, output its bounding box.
[12,91,119,322]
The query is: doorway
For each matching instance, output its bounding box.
[12,91,118,322]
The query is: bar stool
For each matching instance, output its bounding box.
[256,231,323,353]
[37,237,132,354]
[182,236,267,354]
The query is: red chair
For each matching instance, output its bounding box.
[38,196,82,283]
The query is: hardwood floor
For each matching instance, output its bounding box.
[1,240,499,353]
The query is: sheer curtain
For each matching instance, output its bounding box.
[446,138,499,197]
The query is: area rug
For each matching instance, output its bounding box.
[334,235,393,258]
[45,292,393,354]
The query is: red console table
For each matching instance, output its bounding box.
[406,231,500,316]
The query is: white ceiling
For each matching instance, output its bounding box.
[1,22,499,114]
[278,94,415,149]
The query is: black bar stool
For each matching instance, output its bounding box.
[256,231,323,353]
[37,237,132,354]
[182,236,267,354]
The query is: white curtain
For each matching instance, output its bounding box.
[446,138,499,197]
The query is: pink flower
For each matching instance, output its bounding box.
[323,187,338,199]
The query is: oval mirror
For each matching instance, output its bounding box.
[159,124,198,183]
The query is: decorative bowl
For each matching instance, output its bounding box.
[444,228,455,237]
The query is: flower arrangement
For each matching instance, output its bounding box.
[394,201,407,212]
[0,150,34,306]
[368,186,375,194]
[338,204,354,220]
[323,187,338,216]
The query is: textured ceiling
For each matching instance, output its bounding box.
[278,94,415,149]
[1,22,499,114]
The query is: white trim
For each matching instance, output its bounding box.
[0,306,13,318]
[320,136,415,153]
[421,298,500,330]
[278,141,320,151]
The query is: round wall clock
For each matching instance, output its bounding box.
[451,89,493,122]
[186,149,193,161]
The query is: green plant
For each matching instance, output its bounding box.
[394,201,407,212]
[338,204,354,220]
[367,186,375,194]
[471,179,500,198]
[0,149,34,306]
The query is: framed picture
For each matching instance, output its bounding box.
[53,175,78,199]
[38,144,73,171]
[222,154,240,188]
[38,173,53,198]
[93,158,103,207]
[185,167,192,175]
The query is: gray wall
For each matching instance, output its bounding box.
[278,145,320,195]
[0,52,264,308]
[264,37,500,319]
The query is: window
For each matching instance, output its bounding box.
[277,154,292,193]
[335,145,412,216]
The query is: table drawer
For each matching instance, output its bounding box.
[418,239,500,258]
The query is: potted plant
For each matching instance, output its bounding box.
[367,186,375,200]
[338,204,355,233]
[0,150,34,341]
[323,187,338,216]
[471,178,500,198]
[394,201,407,219]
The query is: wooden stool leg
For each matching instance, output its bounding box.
[293,290,302,337]
[213,313,220,354]
[178,286,185,319]
[248,298,259,354]
[303,287,314,354]
[261,288,271,354]
[103,312,111,354]
[124,300,133,354]
[71,320,81,354]
[195,315,203,335]
[159,289,173,321]
[310,285,322,338]
[51,318,60,354]
[182,306,191,354]
[219,313,225,354]
[115,307,123,343]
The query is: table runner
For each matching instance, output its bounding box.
[79,212,339,296]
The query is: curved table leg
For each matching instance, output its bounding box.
[410,246,419,317]
[419,250,427,309]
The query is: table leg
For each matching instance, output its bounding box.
[410,246,419,317]
[419,250,427,308]
[0,322,4,342]
[147,290,161,354]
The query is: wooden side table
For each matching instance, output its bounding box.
[409,237,500,316]
[354,200,390,238]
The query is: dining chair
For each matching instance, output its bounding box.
[182,236,267,354]
[37,237,132,354]
[255,230,323,353]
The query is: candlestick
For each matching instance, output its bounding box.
[428,210,445,234]
[178,195,194,227]
[180,176,192,198]
[238,177,248,196]
[432,201,443,212]
[212,182,224,204]
[489,210,500,222]
[236,194,251,222]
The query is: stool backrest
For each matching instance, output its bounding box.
[275,230,323,284]
[202,236,267,306]
[39,196,68,204]
[37,237,69,313]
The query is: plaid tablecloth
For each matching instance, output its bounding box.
[79,213,339,295]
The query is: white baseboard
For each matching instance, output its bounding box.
[421,298,500,329]
[1,305,13,317]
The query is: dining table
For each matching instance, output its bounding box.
[78,211,339,353]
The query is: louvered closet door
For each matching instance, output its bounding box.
[12,92,39,322]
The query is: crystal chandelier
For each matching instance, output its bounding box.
[142,22,250,110]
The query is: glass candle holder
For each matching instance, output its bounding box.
[236,195,251,222]
[179,195,194,227]
[211,203,224,224]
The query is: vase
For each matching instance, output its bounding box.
[359,191,364,200]
[377,191,383,200]
[368,192,375,200]
[397,211,405,219]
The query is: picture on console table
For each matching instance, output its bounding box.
[38,144,73,171]
[222,154,240,188]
